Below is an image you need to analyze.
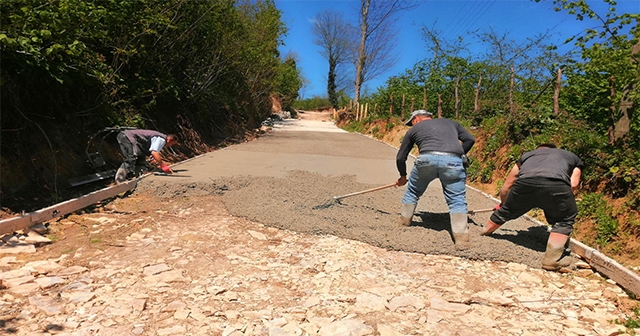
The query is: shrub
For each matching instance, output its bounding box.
[577,193,619,247]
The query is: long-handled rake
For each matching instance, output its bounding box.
[313,183,397,210]
[468,208,495,215]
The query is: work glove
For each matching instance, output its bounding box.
[493,203,502,211]
[161,164,172,173]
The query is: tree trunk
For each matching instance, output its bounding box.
[454,74,461,118]
[354,0,371,106]
[437,93,443,118]
[474,74,482,112]
[328,58,338,108]
[607,76,617,144]
[401,94,406,118]
[610,36,639,143]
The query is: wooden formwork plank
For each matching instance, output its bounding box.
[570,239,640,298]
[0,180,137,236]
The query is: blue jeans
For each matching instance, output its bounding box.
[402,154,468,213]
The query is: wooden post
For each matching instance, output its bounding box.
[509,64,515,113]
[364,103,368,119]
[437,93,443,118]
[389,94,394,115]
[553,67,562,115]
[410,97,415,116]
[401,94,406,118]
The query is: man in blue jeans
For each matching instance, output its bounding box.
[395,110,476,247]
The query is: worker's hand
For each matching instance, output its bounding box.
[395,176,407,187]
[161,164,172,174]
[493,203,502,211]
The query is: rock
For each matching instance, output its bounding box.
[387,295,425,311]
[24,260,62,274]
[142,263,171,276]
[429,298,470,313]
[355,292,388,311]
[0,243,36,254]
[24,231,51,244]
[319,318,374,336]
[35,276,65,288]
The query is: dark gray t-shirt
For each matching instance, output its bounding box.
[517,148,584,185]
[396,118,476,176]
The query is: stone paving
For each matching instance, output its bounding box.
[0,194,636,336]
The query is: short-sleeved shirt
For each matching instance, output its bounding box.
[149,137,166,153]
[517,148,584,185]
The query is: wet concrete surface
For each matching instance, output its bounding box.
[139,115,549,269]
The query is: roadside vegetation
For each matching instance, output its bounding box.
[324,1,640,267]
[0,0,302,210]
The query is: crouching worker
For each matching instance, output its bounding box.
[115,129,178,183]
[482,143,584,271]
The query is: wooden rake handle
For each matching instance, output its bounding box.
[333,183,397,201]
[468,208,495,215]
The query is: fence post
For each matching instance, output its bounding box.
[423,87,427,109]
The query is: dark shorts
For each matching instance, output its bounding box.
[490,178,577,235]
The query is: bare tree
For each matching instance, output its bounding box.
[312,10,356,108]
[354,0,418,105]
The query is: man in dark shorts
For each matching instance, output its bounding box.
[395,110,476,248]
[482,143,584,271]
[115,129,178,183]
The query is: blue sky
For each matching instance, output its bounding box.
[274,0,639,99]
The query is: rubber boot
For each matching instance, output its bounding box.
[450,213,470,249]
[115,166,128,184]
[399,203,417,226]
[481,220,501,236]
[541,232,573,271]
[134,165,145,178]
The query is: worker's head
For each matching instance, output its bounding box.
[536,143,557,149]
[166,134,178,147]
[404,110,433,126]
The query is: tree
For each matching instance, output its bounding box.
[353,0,417,105]
[312,10,355,108]
[538,0,640,144]
[273,53,303,111]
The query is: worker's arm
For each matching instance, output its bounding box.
[151,151,171,173]
[499,163,520,203]
[570,167,582,190]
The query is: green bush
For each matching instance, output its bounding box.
[577,193,619,247]
[466,159,481,181]
[292,96,332,110]
[480,160,496,184]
